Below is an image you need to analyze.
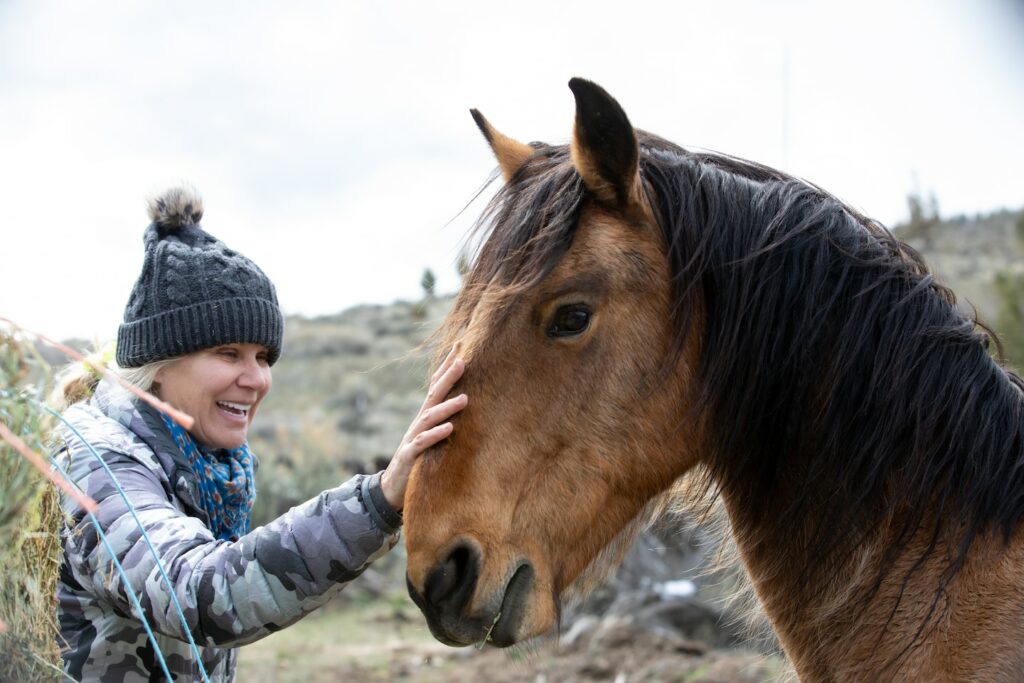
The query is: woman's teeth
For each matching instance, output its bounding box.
[217,401,250,416]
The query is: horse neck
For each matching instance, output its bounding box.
[716,479,1024,681]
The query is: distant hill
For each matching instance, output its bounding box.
[249,296,451,522]
[894,207,1024,321]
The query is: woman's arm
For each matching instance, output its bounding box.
[64,453,398,648]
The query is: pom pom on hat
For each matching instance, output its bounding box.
[147,186,204,229]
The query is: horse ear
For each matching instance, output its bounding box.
[470,109,535,182]
[568,78,641,207]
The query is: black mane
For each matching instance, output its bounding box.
[460,132,1024,605]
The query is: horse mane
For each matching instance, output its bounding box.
[451,132,1024,625]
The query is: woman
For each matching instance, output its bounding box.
[53,187,467,682]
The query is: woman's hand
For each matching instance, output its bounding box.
[380,343,467,511]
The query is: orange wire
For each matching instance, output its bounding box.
[0,316,194,430]
[0,421,99,515]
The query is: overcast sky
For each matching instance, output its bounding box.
[2,0,1022,342]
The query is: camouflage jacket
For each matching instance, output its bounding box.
[55,380,402,682]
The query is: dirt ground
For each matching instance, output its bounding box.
[236,598,786,683]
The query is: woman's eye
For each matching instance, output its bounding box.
[547,304,592,338]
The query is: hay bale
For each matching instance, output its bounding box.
[0,331,63,681]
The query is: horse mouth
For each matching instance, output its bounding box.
[486,563,535,647]
[407,560,536,648]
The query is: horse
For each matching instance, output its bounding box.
[402,78,1024,681]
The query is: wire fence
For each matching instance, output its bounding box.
[47,405,212,682]
[0,321,211,682]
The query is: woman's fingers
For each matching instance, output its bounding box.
[382,347,468,511]
[422,357,464,410]
[383,420,456,510]
[406,421,455,455]
[417,394,467,432]
[430,342,461,385]
[435,393,468,421]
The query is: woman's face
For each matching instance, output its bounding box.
[154,343,273,450]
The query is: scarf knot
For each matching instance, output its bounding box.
[160,413,256,541]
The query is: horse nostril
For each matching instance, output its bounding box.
[423,543,479,613]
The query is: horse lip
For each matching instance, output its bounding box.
[487,562,535,648]
[407,572,478,646]
[407,561,536,648]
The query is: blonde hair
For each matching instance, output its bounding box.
[51,342,177,411]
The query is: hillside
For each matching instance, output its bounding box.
[895,207,1024,321]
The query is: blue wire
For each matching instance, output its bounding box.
[48,459,175,682]
[45,405,212,683]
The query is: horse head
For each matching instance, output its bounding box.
[403,79,703,647]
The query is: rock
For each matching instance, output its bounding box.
[604,588,661,618]
[591,616,641,650]
[560,614,599,652]
[577,657,614,679]
[636,597,734,647]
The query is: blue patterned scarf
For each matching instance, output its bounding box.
[160,413,256,541]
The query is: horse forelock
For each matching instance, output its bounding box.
[434,147,584,361]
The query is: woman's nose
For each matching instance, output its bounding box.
[236,358,270,392]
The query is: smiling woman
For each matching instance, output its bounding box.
[154,344,273,451]
[49,187,468,683]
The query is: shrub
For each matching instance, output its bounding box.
[0,332,62,681]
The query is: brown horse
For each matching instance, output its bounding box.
[403,78,1024,681]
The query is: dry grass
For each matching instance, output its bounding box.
[236,593,787,683]
[0,331,63,681]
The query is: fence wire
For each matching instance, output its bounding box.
[1,324,212,683]
[45,403,212,683]
[48,457,177,681]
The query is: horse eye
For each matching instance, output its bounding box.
[547,304,592,337]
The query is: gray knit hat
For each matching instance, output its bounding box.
[116,187,284,368]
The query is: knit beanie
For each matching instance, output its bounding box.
[116,187,284,368]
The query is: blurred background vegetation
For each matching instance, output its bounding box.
[0,333,62,681]
[892,197,1024,371]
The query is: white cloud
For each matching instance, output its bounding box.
[1,0,1021,340]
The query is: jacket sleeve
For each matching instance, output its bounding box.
[62,448,401,648]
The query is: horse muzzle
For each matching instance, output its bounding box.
[406,540,536,647]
